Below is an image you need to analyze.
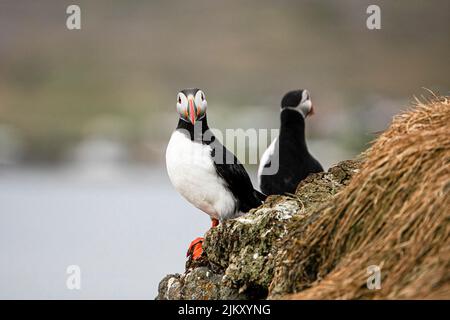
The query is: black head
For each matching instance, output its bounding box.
[281,89,314,117]
[176,88,207,124]
[180,88,201,97]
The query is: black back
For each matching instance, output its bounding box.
[177,117,266,213]
[260,108,323,195]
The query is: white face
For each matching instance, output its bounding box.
[176,90,207,124]
[298,90,313,117]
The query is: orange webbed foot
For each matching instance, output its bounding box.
[186,219,219,260]
[186,237,204,260]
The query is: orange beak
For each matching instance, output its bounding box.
[188,97,196,124]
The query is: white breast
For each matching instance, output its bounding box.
[257,136,278,187]
[165,131,237,220]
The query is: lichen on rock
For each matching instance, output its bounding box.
[156,267,246,300]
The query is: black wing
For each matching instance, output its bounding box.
[211,140,266,213]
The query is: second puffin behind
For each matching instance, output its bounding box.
[258,89,323,195]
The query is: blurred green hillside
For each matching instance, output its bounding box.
[0,0,449,164]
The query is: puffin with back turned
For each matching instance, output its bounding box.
[166,88,266,260]
[258,89,323,195]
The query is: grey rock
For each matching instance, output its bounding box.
[156,160,361,300]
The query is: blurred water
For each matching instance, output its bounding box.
[0,165,206,299]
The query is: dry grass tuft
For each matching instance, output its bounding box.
[286,95,450,299]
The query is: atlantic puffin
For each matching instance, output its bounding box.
[166,88,266,259]
[258,89,323,195]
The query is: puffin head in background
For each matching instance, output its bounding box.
[281,89,314,117]
[176,88,207,125]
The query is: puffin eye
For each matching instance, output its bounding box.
[195,91,206,104]
[178,96,182,104]
[197,91,205,102]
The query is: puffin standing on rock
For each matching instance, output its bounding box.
[258,89,323,195]
[166,88,266,260]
